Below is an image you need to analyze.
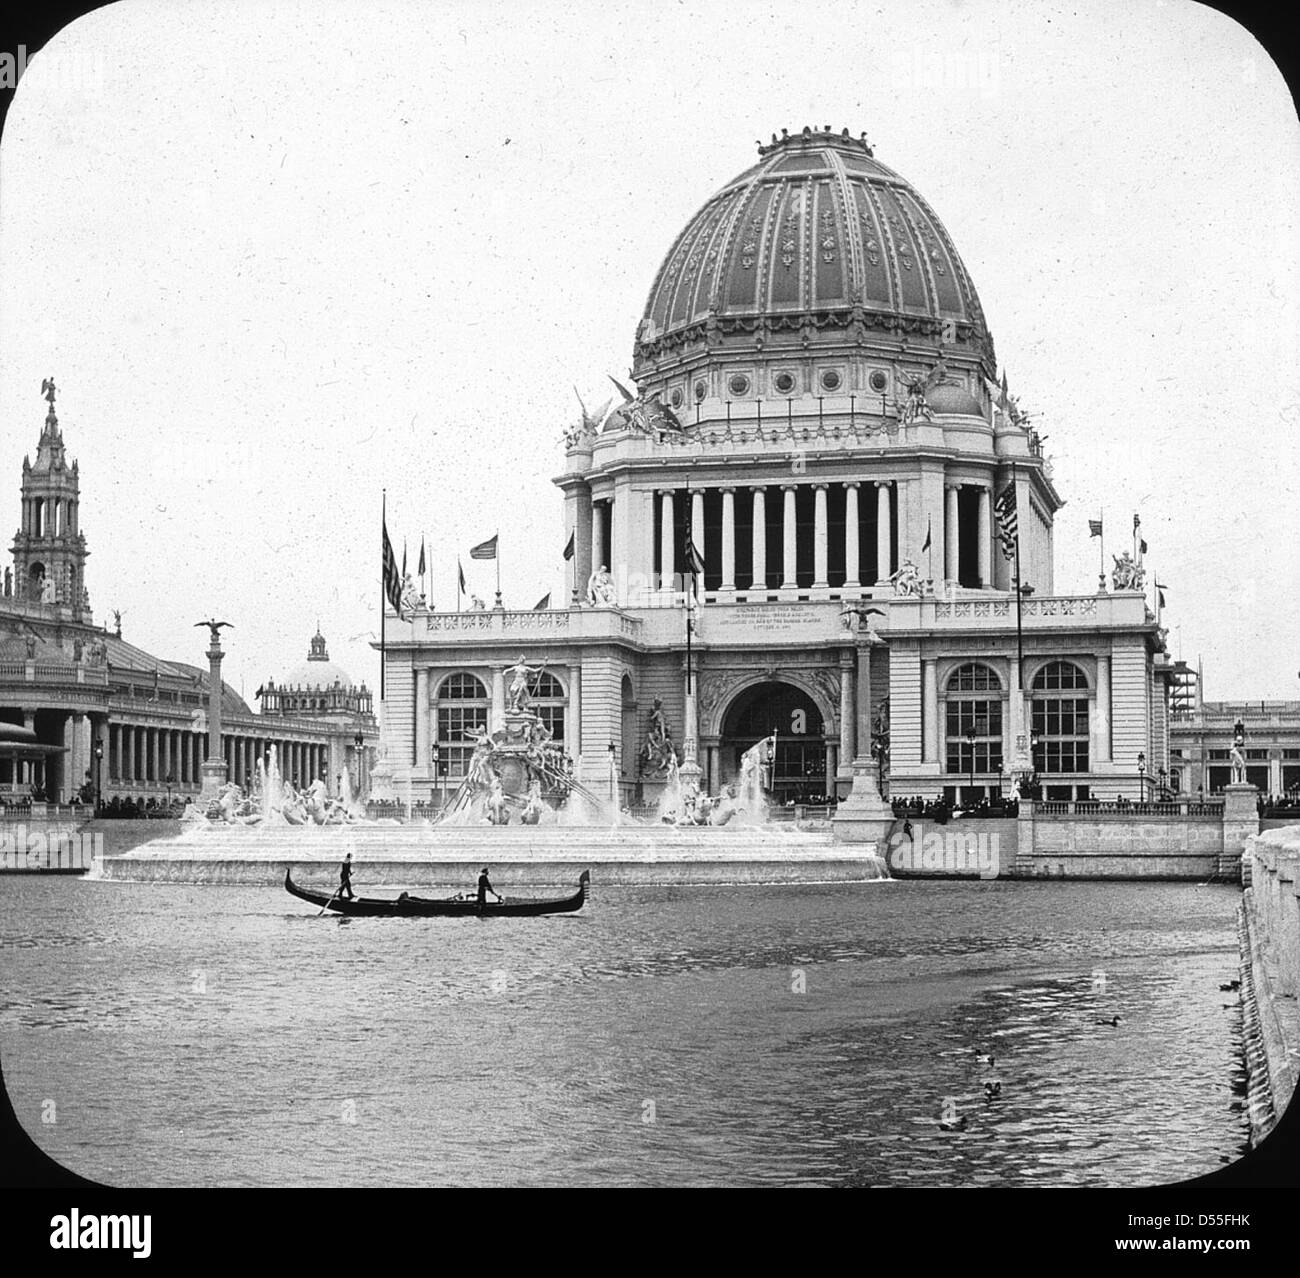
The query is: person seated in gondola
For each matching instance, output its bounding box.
[477,867,503,908]
[339,853,355,900]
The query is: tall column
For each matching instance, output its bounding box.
[590,501,605,573]
[1094,655,1111,764]
[720,488,736,592]
[659,489,675,592]
[945,484,960,583]
[875,481,892,583]
[923,659,939,764]
[415,667,430,769]
[123,725,134,783]
[838,650,856,778]
[691,490,705,580]
[831,633,892,838]
[750,487,767,591]
[813,484,829,589]
[977,486,992,588]
[843,483,861,589]
[201,627,228,797]
[781,485,798,589]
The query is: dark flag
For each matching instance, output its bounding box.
[1156,582,1167,609]
[562,532,575,561]
[401,542,407,579]
[685,531,705,580]
[921,518,932,553]
[533,593,551,611]
[382,520,404,617]
[470,535,498,560]
[1133,513,1141,532]
[457,559,466,594]
[1139,537,1148,556]
[417,539,426,577]
[1088,519,1103,538]
[994,481,1018,560]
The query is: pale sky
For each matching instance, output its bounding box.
[1,0,1296,702]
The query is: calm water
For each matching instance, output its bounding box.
[0,875,1247,1187]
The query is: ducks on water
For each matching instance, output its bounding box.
[1094,1015,1122,1027]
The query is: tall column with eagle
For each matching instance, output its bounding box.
[197,620,231,799]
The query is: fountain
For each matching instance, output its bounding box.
[97,688,888,887]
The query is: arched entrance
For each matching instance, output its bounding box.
[719,681,827,804]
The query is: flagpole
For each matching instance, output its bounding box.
[380,489,387,702]
[1099,509,1106,591]
[1011,466,1024,692]
[495,527,501,609]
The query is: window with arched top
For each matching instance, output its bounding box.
[1031,661,1090,774]
[944,663,1003,779]
[435,673,490,778]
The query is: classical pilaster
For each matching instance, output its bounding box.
[567,667,582,762]
[945,484,960,583]
[750,486,767,590]
[843,482,861,589]
[490,666,506,730]
[781,485,798,589]
[415,666,430,768]
[923,659,939,764]
[813,484,829,589]
[1094,655,1111,764]
[977,485,992,588]
[839,649,856,769]
[875,481,892,583]
[720,487,736,592]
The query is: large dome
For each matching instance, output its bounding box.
[283,628,352,690]
[633,126,994,381]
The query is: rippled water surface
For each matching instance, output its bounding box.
[0,875,1247,1186]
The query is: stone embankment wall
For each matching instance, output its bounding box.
[1238,827,1299,1145]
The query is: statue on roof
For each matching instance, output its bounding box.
[41,377,56,405]
[1111,552,1145,593]
[889,560,923,597]
[896,355,949,425]
[587,564,616,606]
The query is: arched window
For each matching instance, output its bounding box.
[435,673,489,778]
[531,672,566,744]
[1031,661,1090,775]
[944,663,1003,782]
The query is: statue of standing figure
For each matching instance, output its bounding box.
[1229,744,1247,785]
[504,654,546,712]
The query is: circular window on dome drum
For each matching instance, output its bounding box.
[821,370,841,392]
[694,380,707,402]
[728,374,750,397]
[670,388,683,409]
[773,372,795,394]
[869,370,888,393]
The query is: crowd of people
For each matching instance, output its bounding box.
[890,794,1021,821]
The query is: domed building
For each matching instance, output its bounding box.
[0,385,377,808]
[381,128,1176,812]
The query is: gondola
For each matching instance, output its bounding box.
[284,868,589,917]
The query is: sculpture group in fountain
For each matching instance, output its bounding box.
[185,746,365,826]
[638,698,675,776]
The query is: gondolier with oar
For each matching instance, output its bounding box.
[339,853,356,901]
[477,866,503,912]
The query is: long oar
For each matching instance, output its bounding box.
[316,886,342,917]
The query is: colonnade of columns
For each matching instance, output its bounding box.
[107,722,330,790]
[642,478,1003,592]
[656,480,896,592]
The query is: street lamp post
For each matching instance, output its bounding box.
[430,743,441,813]
[1137,750,1146,802]
[354,732,365,798]
[94,739,104,815]
[166,773,175,809]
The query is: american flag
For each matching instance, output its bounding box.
[994,481,1018,560]
[382,520,404,617]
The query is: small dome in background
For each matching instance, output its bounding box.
[284,627,352,689]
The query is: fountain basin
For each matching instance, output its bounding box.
[94,824,888,886]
